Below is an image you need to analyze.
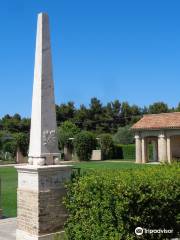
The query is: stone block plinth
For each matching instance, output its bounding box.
[15,165,72,240]
[91,150,102,161]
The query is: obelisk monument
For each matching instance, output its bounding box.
[16,13,72,240]
[28,12,59,166]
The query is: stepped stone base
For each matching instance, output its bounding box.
[15,165,72,240]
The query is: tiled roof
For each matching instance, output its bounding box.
[131,112,180,130]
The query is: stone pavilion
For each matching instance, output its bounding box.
[131,112,180,163]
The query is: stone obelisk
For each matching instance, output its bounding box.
[16,13,72,240]
[28,12,59,166]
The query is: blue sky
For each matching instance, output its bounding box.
[0,0,180,117]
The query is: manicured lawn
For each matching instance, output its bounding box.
[73,160,152,170]
[0,167,17,217]
[0,161,155,217]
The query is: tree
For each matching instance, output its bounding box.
[56,102,75,124]
[58,121,80,149]
[120,102,132,126]
[89,97,103,116]
[148,102,169,114]
[74,105,90,129]
[113,126,134,144]
[13,113,21,121]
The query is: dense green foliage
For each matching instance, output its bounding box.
[98,133,114,159]
[112,144,153,160]
[148,102,169,114]
[0,162,145,218]
[74,131,97,161]
[114,144,136,159]
[58,121,80,149]
[113,126,134,144]
[0,99,179,160]
[14,132,29,156]
[65,164,180,240]
[1,100,178,136]
[0,131,29,160]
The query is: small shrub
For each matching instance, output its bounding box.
[99,133,114,160]
[64,164,180,240]
[74,131,97,161]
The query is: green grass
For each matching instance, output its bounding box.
[0,160,155,217]
[0,167,17,217]
[72,161,153,170]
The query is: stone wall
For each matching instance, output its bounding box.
[17,188,67,235]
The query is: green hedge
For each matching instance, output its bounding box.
[113,144,153,160]
[99,133,114,160]
[64,164,180,240]
[74,131,97,161]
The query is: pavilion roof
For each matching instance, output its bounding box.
[131,112,180,130]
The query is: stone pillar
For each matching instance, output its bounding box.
[167,136,171,163]
[16,165,72,240]
[16,148,25,164]
[152,140,158,162]
[158,133,167,163]
[141,137,147,163]
[64,146,72,161]
[135,134,142,163]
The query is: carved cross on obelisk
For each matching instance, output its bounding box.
[28,13,60,165]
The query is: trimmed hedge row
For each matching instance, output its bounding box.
[64,164,180,240]
[113,144,153,160]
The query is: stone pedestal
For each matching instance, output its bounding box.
[64,146,73,161]
[16,165,72,240]
[91,150,102,161]
[16,148,27,164]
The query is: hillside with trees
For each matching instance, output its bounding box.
[0,98,179,160]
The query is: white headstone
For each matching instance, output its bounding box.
[28,13,60,165]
